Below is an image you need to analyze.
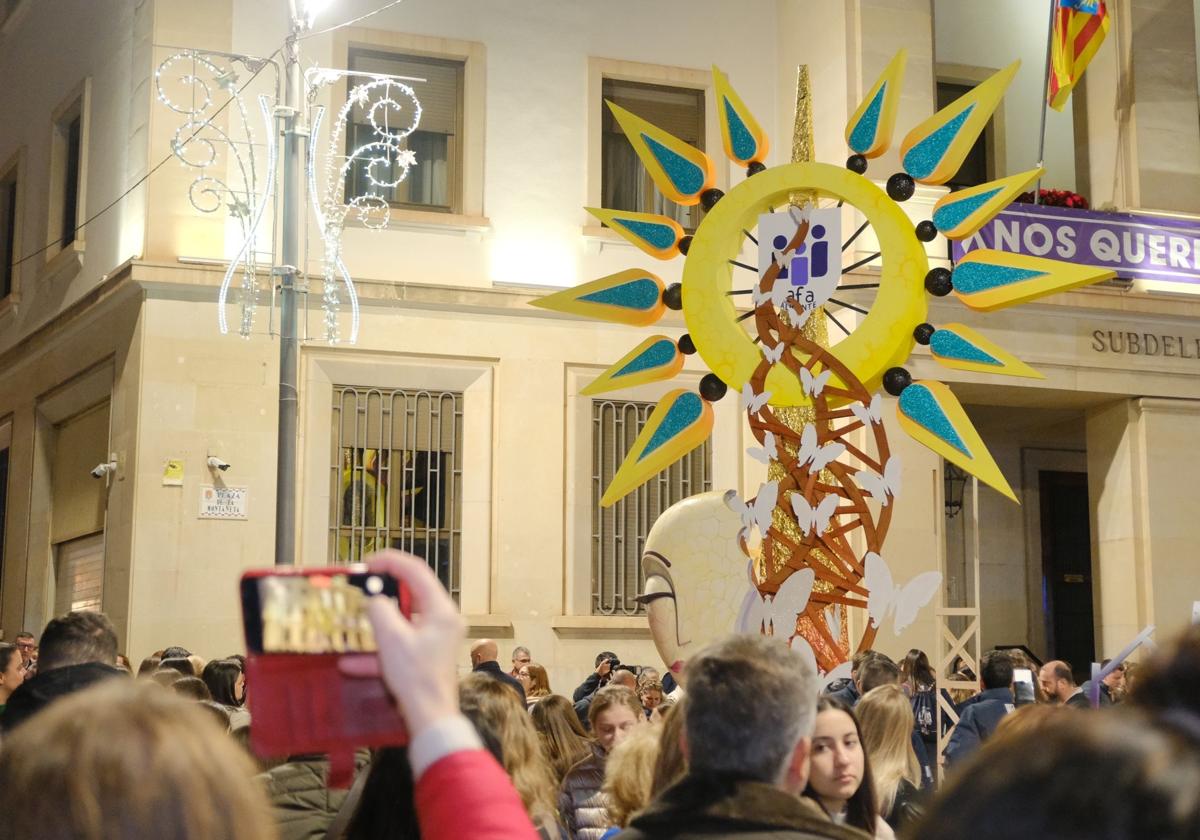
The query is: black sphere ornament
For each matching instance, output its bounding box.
[846,154,868,175]
[882,367,913,397]
[746,160,767,177]
[886,172,916,202]
[677,235,693,255]
[677,334,697,355]
[662,283,683,310]
[913,323,935,345]
[699,374,728,402]
[924,267,953,297]
[700,188,725,211]
[915,220,938,242]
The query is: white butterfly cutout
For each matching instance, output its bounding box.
[740,383,771,413]
[762,343,786,365]
[824,604,843,642]
[782,304,813,329]
[790,492,839,536]
[743,567,815,638]
[800,367,832,397]
[856,456,901,505]
[752,280,791,309]
[796,423,846,473]
[724,481,779,539]
[850,393,883,427]
[864,551,942,636]
[747,432,777,465]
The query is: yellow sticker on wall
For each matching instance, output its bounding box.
[163,459,184,486]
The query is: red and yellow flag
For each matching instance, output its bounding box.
[1048,0,1110,111]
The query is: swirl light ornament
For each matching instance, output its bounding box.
[532,54,1116,671]
[306,70,422,344]
[155,50,279,338]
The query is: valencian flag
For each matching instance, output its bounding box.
[1048,0,1110,111]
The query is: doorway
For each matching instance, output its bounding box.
[1039,470,1095,680]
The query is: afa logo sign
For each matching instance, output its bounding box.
[756,208,841,312]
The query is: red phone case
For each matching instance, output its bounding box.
[241,567,412,787]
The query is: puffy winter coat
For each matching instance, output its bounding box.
[558,744,611,840]
[257,753,369,840]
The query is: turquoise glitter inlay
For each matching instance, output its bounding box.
[578,278,660,310]
[932,186,1002,232]
[899,384,970,457]
[615,339,677,378]
[848,83,886,154]
[930,330,1000,366]
[723,97,757,161]
[615,217,678,250]
[952,263,1045,295]
[639,392,703,461]
[903,104,974,180]
[641,133,705,196]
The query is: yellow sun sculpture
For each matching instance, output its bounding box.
[533,53,1113,670]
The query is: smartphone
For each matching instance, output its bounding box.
[241,568,402,655]
[239,566,412,786]
[1013,668,1033,685]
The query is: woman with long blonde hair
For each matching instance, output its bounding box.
[460,674,561,836]
[857,684,923,832]
[529,693,592,785]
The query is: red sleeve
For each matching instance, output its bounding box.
[415,749,541,840]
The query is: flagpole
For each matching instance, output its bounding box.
[1034,0,1058,205]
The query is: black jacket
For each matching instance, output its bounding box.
[616,772,870,840]
[472,660,526,703]
[944,687,1014,765]
[1,661,124,732]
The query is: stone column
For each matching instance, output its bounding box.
[1086,397,1200,656]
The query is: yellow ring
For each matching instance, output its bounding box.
[681,162,928,406]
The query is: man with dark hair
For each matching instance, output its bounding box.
[857,656,901,696]
[824,649,875,707]
[619,634,865,839]
[572,650,618,703]
[944,650,1016,766]
[2,612,122,732]
[160,645,191,660]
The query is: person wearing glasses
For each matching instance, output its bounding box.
[14,633,35,676]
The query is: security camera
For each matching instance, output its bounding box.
[206,456,231,472]
[90,461,117,480]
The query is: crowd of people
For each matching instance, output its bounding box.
[1,550,1199,838]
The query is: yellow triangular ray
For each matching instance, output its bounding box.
[581,335,684,396]
[606,101,716,206]
[586,207,684,260]
[900,61,1019,185]
[601,389,713,507]
[928,323,1044,380]
[846,49,906,159]
[529,268,666,326]
[896,380,1016,501]
[952,249,1115,311]
[712,65,769,165]
[931,168,1042,240]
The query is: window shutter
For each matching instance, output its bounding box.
[348,50,463,136]
[56,533,105,614]
[602,79,705,147]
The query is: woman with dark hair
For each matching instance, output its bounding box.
[803,696,893,839]
[172,676,213,702]
[0,643,26,715]
[203,658,249,729]
[138,653,163,678]
[342,747,421,840]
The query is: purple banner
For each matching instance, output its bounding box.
[950,202,1200,286]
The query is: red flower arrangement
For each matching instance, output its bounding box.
[1014,188,1090,210]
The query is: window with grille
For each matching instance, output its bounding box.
[592,399,712,615]
[602,78,705,232]
[55,532,104,614]
[330,386,463,600]
[345,49,465,213]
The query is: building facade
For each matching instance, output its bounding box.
[1,0,1199,690]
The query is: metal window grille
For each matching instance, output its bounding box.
[330,386,463,600]
[592,399,712,615]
